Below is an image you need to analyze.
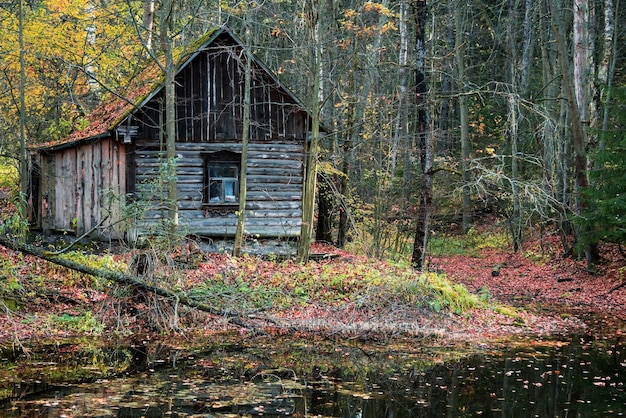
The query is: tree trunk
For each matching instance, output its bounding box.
[233,21,252,257]
[143,0,155,52]
[18,0,27,225]
[337,47,358,249]
[550,0,597,268]
[539,0,558,214]
[160,0,178,239]
[297,0,321,262]
[572,0,599,268]
[598,0,617,151]
[315,175,334,243]
[84,2,99,98]
[337,153,350,248]
[411,0,432,270]
[454,5,471,233]
[508,93,522,251]
[506,0,520,251]
[520,0,534,90]
[391,0,409,176]
[436,5,453,158]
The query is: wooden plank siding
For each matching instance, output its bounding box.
[134,43,308,144]
[41,139,127,238]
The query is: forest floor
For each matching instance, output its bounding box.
[1,230,625,347]
[1,187,626,347]
[432,231,626,338]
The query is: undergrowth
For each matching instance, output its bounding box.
[428,226,510,257]
[1,239,519,336]
[184,256,503,317]
[0,159,17,190]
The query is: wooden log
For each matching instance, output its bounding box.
[491,263,506,277]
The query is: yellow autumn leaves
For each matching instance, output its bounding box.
[0,0,143,146]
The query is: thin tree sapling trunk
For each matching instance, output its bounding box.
[297,0,321,262]
[233,21,252,257]
[160,0,178,240]
[18,0,28,226]
[455,5,471,233]
[411,0,432,270]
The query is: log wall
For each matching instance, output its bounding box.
[132,139,304,238]
[126,34,309,239]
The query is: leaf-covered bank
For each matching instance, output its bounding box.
[0,235,586,347]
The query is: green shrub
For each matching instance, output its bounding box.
[50,311,104,334]
[428,234,478,257]
[0,159,18,190]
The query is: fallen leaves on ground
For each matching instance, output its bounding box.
[1,230,624,345]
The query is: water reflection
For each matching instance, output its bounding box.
[2,334,626,417]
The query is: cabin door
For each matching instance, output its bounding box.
[28,158,41,229]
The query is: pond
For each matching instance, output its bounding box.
[1,331,626,417]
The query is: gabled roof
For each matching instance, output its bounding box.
[33,25,310,152]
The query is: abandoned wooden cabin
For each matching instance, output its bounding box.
[28,26,317,243]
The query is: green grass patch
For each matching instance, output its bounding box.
[428,234,478,257]
[62,251,127,272]
[428,227,510,257]
[50,311,104,334]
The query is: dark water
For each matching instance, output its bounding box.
[2,333,626,417]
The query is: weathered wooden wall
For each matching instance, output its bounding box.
[38,138,127,238]
[132,140,304,237]
[135,40,309,143]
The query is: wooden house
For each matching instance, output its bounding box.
[29,26,316,243]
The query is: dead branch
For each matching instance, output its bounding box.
[45,214,110,256]
[609,280,626,294]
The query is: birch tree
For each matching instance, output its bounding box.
[598,0,617,150]
[572,0,599,267]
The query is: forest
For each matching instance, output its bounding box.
[0,0,625,267]
[2,2,626,412]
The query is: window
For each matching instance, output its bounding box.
[203,151,240,206]
[209,163,238,203]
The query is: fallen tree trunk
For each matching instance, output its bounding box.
[609,280,626,294]
[0,235,261,330]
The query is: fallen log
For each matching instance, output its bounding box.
[609,280,626,294]
[491,263,506,277]
[0,235,262,331]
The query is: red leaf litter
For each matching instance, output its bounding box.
[433,233,626,321]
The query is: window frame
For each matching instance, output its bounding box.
[202,151,241,209]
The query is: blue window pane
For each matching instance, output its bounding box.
[224,180,237,201]
[207,162,239,204]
